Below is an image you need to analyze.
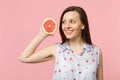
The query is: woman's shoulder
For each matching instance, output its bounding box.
[87,43,100,49]
[50,42,67,48]
[46,42,63,51]
[49,42,68,53]
[85,43,101,53]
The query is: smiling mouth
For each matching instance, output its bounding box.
[64,30,74,34]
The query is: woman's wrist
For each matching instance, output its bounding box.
[38,32,48,39]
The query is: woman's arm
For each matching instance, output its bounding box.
[97,49,104,80]
[18,28,56,63]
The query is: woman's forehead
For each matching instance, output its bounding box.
[63,11,80,20]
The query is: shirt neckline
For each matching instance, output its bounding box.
[64,41,87,57]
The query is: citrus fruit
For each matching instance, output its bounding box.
[42,17,57,34]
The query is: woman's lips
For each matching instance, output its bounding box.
[64,30,74,35]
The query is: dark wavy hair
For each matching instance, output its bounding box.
[59,6,92,45]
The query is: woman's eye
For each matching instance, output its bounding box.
[62,21,65,24]
[71,20,76,24]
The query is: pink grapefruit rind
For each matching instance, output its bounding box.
[42,17,57,34]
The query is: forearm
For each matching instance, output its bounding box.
[19,34,46,61]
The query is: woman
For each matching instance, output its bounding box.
[19,6,103,80]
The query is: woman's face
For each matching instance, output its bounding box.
[62,11,84,40]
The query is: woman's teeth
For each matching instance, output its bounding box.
[65,30,74,34]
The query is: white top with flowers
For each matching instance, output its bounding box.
[52,42,100,80]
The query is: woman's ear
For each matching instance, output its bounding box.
[81,25,85,30]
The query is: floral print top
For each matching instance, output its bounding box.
[52,42,100,80]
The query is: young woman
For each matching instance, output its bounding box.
[19,6,103,80]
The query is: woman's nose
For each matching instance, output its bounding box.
[65,22,71,28]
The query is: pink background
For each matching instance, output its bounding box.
[0,0,120,80]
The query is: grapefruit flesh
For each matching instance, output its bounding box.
[42,18,57,34]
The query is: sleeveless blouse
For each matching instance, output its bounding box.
[52,42,100,80]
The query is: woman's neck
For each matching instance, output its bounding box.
[67,37,84,55]
[68,37,84,49]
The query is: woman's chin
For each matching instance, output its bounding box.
[66,36,74,40]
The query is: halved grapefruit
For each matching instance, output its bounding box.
[42,17,57,34]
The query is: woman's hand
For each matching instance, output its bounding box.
[38,26,51,37]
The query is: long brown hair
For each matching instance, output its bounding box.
[59,6,92,45]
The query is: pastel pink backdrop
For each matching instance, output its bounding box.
[0,0,120,80]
